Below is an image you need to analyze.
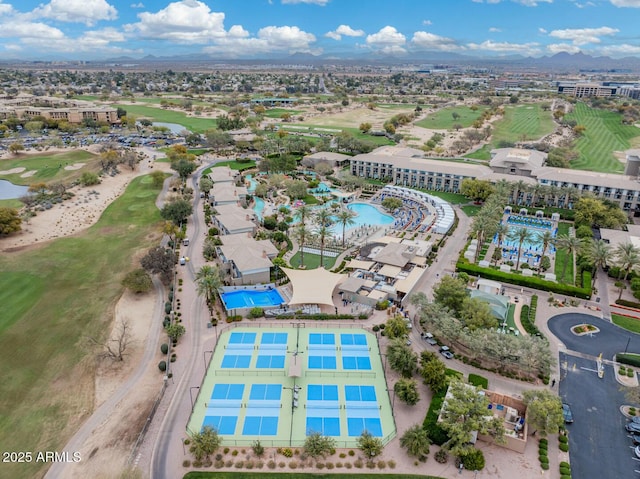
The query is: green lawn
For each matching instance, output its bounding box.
[0,198,23,208]
[415,188,469,205]
[415,105,489,129]
[0,174,164,479]
[554,223,574,284]
[612,313,640,334]
[185,474,443,479]
[202,160,256,175]
[289,250,338,270]
[112,103,217,133]
[492,104,555,144]
[505,304,517,331]
[461,205,482,217]
[264,108,303,119]
[564,102,640,173]
[0,150,98,185]
[464,145,492,161]
[282,124,394,146]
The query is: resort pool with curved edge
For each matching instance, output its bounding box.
[221,288,285,310]
[346,203,394,229]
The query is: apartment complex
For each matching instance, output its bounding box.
[0,94,119,124]
[557,81,640,99]
[349,146,640,213]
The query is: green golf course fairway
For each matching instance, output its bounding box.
[0,173,164,479]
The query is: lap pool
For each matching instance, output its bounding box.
[221,288,285,310]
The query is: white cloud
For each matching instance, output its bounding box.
[325,24,364,40]
[548,26,618,45]
[0,1,13,15]
[281,0,329,4]
[610,0,640,6]
[546,43,581,54]
[366,26,406,51]
[204,25,317,57]
[130,2,144,8]
[539,27,547,33]
[422,20,432,25]
[126,0,226,43]
[596,43,640,56]
[0,21,65,40]
[30,0,117,26]
[411,31,463,51]
[489,27,501,32]
[467,40,541,55]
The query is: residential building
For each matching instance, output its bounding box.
[216,233,278,286]
[211,204,256,235]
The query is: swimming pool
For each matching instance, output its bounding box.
[253,197,265,220]
[346,203,394,229]
[221,288,285,310]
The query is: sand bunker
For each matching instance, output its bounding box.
[64,163,86,171]
[20,170,37,178]
[0,167,26,175]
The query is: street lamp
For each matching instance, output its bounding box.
[190,386,200,411]
[203,350,213,369]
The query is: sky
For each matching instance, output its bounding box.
[1,0,640,60]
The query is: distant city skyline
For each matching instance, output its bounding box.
[2,0,640,60]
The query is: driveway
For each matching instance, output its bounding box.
[549,313,640,479]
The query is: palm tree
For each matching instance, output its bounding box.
[399,424,431,461]
[295,204,313,226]
[507,226,535,271]
[583,239,612,287]
[294,224,310,268]
[195,265,223,313]
[555,234,582,284]
[537,230,555,273]
[315,208,334,268]
[616,281,627,301]
[615,241,640,281]
[335,209,356,247]
[189,426,221,462]
[495,223,510,247]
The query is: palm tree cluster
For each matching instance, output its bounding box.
[469,187,510,262]
[293,204,355,269]
[505,179,581,209]
[195,265,223,314]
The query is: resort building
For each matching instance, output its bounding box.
[0,94,119,124]
[557,82,617,97]
[348,146,640,213]
[210,182,248,206]
[303,151,352,168]
[211,204,257,235]
[207,166,239,183]
[216,233,278,286]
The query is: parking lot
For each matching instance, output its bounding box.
[560,351,640,478]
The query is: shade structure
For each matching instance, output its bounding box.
[282,267,346,307]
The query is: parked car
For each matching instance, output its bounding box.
[440,346,454,359]
[630,433,640,445]
[423,332,438,345]
[635,445,640,459]
[632,416,640,424]
[562,403,574,424]
[625,422,640,433]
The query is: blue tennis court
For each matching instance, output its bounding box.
[256,332,287,369]
[342,356,372,370]
[249,384,282,400]
[309,333,335,345]
[229,332,257,344]
[345,385,377,401]
[345,385,382,436]
[306,384,341,436]
[340,333,368,346]
[307,384,339,401]
[222,332,256,368]
[203,383,245,435]
[261,332,288,344]
[243,384,282,436]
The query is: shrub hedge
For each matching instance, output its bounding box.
[423,389,448,446]
[468,373,489,389]
[617,353,640,368]
[616,299,640,310]
[456,260,591,299]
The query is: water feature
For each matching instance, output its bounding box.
[246,174,257,194]
[346,203,394,229]
[0,179,29,200]
[253,197,265,220]
[152,122,190,135]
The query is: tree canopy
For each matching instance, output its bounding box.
[460,178,494,203]
[161,198,192,226]
[574,197,627,229]
[0,207,22,235]
[141,246,176,284]
[522,390,564,437]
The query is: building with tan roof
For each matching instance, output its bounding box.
[216,233,278,285]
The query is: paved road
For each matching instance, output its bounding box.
[549,312,640,479]
[559,351,636,479]
[149,161,216,479]
[549,312,640,360]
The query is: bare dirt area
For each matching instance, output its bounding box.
[0,160,171,252]
[67,290,163,479]
[302,105,415,129]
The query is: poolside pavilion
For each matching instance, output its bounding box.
[282,267,346,312]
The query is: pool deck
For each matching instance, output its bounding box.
[187,326,395,448]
